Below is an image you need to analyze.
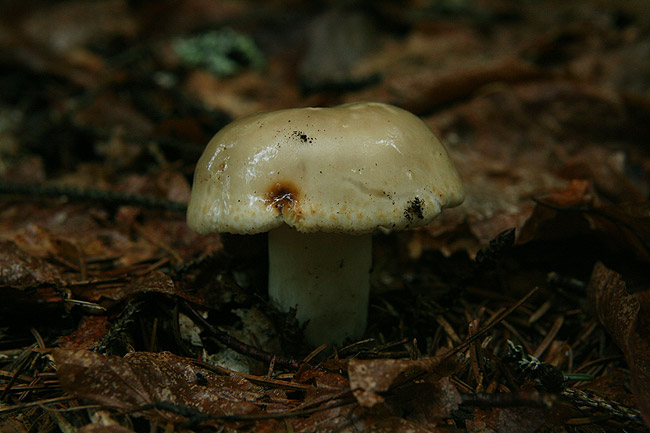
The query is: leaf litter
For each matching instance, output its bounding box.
[1,0,650,432]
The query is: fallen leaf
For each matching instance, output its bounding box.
[348,355,462,408]
[518,184,650,262]
[587,262,650,426]
[58,316,109,350]
[0,239,63,288]
[466,407,548,433]
[53,349,286,428]
[71,270,199,305]
[560,147,647,202]
[591,202,650,261]
[390,57,544,115]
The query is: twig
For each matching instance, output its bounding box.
[468,319,484,391]
[194,360,310,391]
[0,181,187,213]
[562,388,643,424]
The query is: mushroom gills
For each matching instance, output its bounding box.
[268,225,371,344]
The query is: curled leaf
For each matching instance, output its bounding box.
[587,262,650,426]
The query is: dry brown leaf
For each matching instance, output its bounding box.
[587,262,650,426]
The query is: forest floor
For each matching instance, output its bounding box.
[1,1,650,432]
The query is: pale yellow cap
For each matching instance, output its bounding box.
[187,102,464,234]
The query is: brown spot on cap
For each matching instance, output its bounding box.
[265,181,302,218]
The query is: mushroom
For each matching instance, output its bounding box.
[187,102,464,345]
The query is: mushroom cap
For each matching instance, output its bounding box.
[187,102,464,234]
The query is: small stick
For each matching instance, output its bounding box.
[0,181,187,213]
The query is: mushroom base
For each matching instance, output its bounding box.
[268,226,371,345]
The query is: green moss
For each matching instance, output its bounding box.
[173,28,265,77]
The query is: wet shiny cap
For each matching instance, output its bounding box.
[187,102,464,234]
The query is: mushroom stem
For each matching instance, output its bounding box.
[268,225,371,345]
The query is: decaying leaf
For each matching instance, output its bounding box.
[587,262,650,426]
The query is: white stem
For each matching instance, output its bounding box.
[268,226,371,345]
